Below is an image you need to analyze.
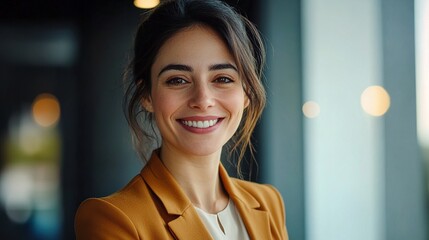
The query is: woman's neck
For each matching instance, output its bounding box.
[159,145,229,214]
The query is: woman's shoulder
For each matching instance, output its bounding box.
[75,193,141,239]
[74,174,152,239]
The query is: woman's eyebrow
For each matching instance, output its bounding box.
[158,63,237,77]
[209,63,237,72]
[158,64,193,77]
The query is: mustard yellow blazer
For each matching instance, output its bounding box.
[75,152,288,239]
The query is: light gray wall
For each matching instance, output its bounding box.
[301,0,427,239]
[302,0,384,239]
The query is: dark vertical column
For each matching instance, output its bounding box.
[61,66,79,240]
[258,0,305,239]
[71,3,143,239]
[382,0,428,239]
[75,2,142,199]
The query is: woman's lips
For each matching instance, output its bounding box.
[181,119,218,128]
[177,117,224,132]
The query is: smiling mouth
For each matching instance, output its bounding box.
[180,118,222,129]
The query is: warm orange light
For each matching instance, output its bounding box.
[134,0,160,9]
[32,94,61,127]
[302,101,320,118]
[361,86,390,117]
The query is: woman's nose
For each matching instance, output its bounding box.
[188,83,215,110]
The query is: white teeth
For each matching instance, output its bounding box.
[182,119,218,128]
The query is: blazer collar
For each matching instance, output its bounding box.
[141,152,212,239]
[219,163,271,239]
[141,151,271,239]
[141,151,191,215]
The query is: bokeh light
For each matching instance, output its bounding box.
[32,94,61,127]
[360,86,391,117]
[0,166,33,224]
[134,0,160,9]
[303,101,321,118]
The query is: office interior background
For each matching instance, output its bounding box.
[0,0,428,239]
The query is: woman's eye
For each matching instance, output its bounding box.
[166,78,188,86]
[214,77,234,84]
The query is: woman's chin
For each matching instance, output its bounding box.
[170,143,223,158]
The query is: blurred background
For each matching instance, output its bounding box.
[0,0,427,239]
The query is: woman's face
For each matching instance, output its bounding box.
[145,25,248,157]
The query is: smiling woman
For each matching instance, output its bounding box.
[146,26,248,158]
[74,0,288,239]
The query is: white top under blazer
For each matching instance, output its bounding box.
[195,200,250,240]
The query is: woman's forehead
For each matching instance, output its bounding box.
[151,25,236,75]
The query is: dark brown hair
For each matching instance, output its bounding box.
[124,0,266,177]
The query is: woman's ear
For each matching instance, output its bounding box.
[142,96,154,112]
[244,95,250,109]
[242,83,250,109]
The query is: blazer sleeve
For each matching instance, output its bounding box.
[75,198,139,240]
[267,185,289,239]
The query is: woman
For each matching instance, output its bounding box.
[75,0,288,239]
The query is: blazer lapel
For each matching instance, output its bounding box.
[141,151,272,239]
[167,208,213,240]
[141,152,213,240]
[234,201,271,240]
[219,165,272,240]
